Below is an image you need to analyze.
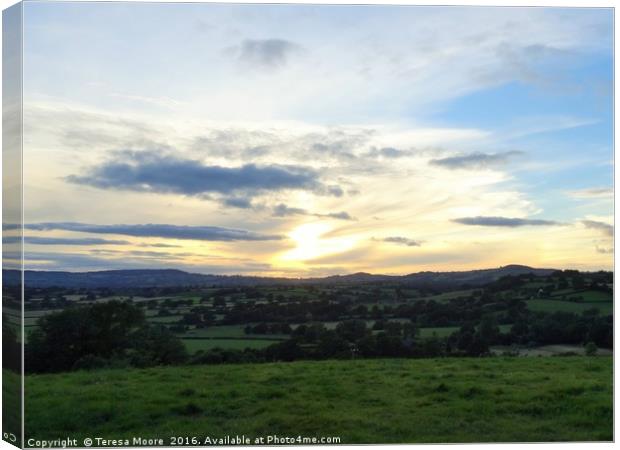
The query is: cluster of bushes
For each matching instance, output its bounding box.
[191,310,613,365]
[24,283,613,373]
[504,310,612,349]
[244,323,292,335]
[26,301,187,373]
[3,319,21,372]
[191,319,468,365]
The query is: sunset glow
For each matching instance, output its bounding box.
[9,3,613,277]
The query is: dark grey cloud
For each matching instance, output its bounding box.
[371,236,421,247]
[364,147,408,159]
[304,129,374,162]
[311,143,356,160]
[7,251,143,270]
[92,249,197,259]
[3,236,130,246]
[191,129,276,159]
[66,151,341,199]
[18,222,282,241]
[582,220,613,237]
[326,185,344,197]
[137,242,181,248]
[273,204,307,217]
[380,236,422,247]
[272,204,354,221]
[221,197,254,209]
[452,216,560,227]
[16,251,272,274]
[2,232,182,249]
[319,211,354,221]
[429,151,523,170]
[237,39,301,68]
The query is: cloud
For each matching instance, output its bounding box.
[189,127,372,164]
[568,187,613,199]
[429,151,523,170]
[15,251,272,274]
[273,204,307,217]
[310,143,356,160]
[493,43,581,91]
[582,220,613,237]
[326,185,344,197]
[18,222,282,241]
[108,92,185,109]
[452,216,560,227]
[191,129,277,159]
[137,242,181,248]
[364,147,408,159]
[221,197,254,209]
[66,151,341,199]
[596,246,613,254]
[375,236,422,247]
[9,251,149,270]
[235,38,302,68]
[91,249,197,259]
[272,204,354,221]
[319,211,355,221]
[3,236,130,246]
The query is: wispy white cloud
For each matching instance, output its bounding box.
[109,92,186,109]
[582,219,613,237]
[568,187,613,200]
[18,4,613,274]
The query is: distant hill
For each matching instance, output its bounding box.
[3,264,557,289]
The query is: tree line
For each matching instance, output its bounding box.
[25,299,612,373]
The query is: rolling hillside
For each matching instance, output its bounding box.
[23,357,612,444]
[5,264,555,288]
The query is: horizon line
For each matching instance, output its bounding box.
[4,263,611,280]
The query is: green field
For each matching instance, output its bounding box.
[419,289,476,303]
[419,324,511,338]
[491,345,613,357]
[419,326,460,337]
[149,315,184,324]
[182,325,250,338]
[181,338,282,353]
[577,290,613,302]
[527,299,613,315]
[3,370,21,445]
[24,357,612,444]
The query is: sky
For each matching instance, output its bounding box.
[6,2,614,276]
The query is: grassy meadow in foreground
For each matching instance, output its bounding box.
[25,356,612,444]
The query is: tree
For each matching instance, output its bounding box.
[454,323,489,356]
[572,275,586,290]
[213,297,227,308]
[26,301,187,373]
[384,321,403,337]
[264,339,303,362]
[316,330,348,358]
[478,315,500,345]
[510,318,530,344]
[375,332,404,357]
[402,321,419,340]
[3,318,20,373]
[128,325,188,367]
[335,320,369,342]
[584,341,598,356]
